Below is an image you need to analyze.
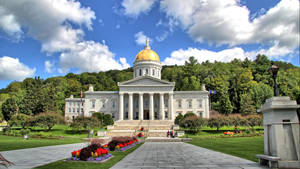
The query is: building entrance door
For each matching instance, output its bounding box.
[144,110,149,120]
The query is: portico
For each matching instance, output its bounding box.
[118,91,174,121]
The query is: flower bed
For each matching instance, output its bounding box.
[108,136,139,151]
[67,142,113,162]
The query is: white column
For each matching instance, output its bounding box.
[119,93,124,121]
[128,93,133,120]
[149,93,154,120]
[168,93,174,120]
[205,97,210,118]
[160,93,164,120]
[139,93,144,120]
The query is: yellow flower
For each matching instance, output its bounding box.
[91,152,94,157]
[95,152,98,157]
[76,151,80,158]
[116,145,120,149]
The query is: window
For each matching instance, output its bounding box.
[102,100,105,108]
[164,99,168,108]
[136,100,138,108]
[155,112,158,119]
[178,100,182,108]
[81,108,84,113]
[125,112,128,119]
[139,69,142,76]
[153,69,155,75]
[198,111,203,118]
[112,101,115,108]
[125,102,128,108]
[135,112,139,119]
[145,100,149,107]
[146,69,148,75]
[198,99,202,108]
[73,108,75,113]
[155,101,158,108]
[112,112,115,118]
[188,100,192,108]
[91,100,95,108]
[165,111,168,118]
[77,108,79,113]
[77,103,80,107]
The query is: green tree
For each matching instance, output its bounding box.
[8,113,30,128]
[70,116,100,131]
[2,98,18,121]
[240,93,256,115]
[179,116,206,134]
[207,114,227,131]
[35,112,64,131]
[174,113,184,125]
[103,114,114,126]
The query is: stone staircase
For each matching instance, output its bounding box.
[106,120,174,137]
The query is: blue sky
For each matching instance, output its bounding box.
[0,0,299,89]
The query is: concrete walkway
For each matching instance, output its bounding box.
[0,143,87,169]
[111,142,266,169]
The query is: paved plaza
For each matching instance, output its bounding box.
[111,142,266,169]
[0,143,87,169]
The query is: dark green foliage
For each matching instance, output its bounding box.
[174,113,184,125]
[79,146,92,161]
[70,116,100,130]
[180,116,206,134]
[2,98,18,121]
[103,114,114,126]
[183,112,196,118]
[8,113,30,128]
[207,114,227,131]
[92,112,103,123]
[245,115,263,129]
[35,112,64,131]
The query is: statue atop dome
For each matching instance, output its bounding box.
[145,38,150,49]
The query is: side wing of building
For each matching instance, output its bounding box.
[173,91,209,118]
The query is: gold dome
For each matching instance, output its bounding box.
[135,38,160,62]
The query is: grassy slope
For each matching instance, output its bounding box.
[0,135,83,151]
[34,143,143,169]
[188,136,264,162]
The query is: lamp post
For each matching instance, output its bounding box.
[269,63,280,96]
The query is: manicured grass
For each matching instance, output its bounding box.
[34,143,143,169]
[188,136,264,162]
[0,135,83,151]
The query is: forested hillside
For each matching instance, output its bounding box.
[1,55,299,121]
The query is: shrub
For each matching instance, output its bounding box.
[92,112,103,124]
[70,116,100,131]
[8,113,30,128]
[183,112,196,119]
[245,114,263,129]
[103,114,114,126]
[227,114,247,127]
[20,128,30,136]
[35,112,64,131]
[180,116,206,134]
[108,136,138,151]
[174,113,184,125]
[207,114,228,131]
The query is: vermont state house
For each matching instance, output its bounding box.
[65,40,209,134]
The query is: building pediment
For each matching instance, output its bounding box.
[118,76,174,87]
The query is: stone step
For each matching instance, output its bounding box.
[115,120,174,126]
[112,125,172,130]
[145,137,192,142]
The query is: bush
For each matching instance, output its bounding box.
[174,113,184,125]
[180,116,206,134]
[227,114,247,127]
[183,112,196,119]
[207,114,228,131]
[8,113,30,128]
[20,128,30,136]
[245,114,263,129]
[35,112,64,131]
[70,116,100,131]
[108,136,138,151]
[92,112,103,124]
[103,114,114,126]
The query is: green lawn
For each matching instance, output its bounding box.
[0,135,83,151]
[188,136,264,162]
[34,143,143,169]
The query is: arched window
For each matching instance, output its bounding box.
[146,69,148,75]
[153,69,155,76]
[139,69,142,76]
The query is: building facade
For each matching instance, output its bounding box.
[65,40,209,122]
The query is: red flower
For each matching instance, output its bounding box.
[72,151,76,157]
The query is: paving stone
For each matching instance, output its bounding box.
[111,142,267,169]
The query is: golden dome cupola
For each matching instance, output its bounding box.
[133,38,162,79]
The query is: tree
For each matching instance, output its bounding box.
[8,114,30,128]
[240,93,256,115]
[92,112,103,122]
[70,117,100,131]
[2,98,18,121]
[103,114,114,126]
[35,112,64,131]
[207,114,227,131]
[245,115,263,130]
[183,112,196,119]
[179,116,206,134]
[174,113,184,125]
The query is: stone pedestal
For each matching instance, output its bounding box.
[257,97,300,168]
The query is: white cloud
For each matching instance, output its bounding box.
[45,60,55,73]
[0,0,95,53]
[155,31,169,42]
[163,47,250,65]
[0,56,35,80]
[134,31,150,46]
[58,41,130,73]
[245,43,295,59]
[122,0,156,17]
[160,0,299,51]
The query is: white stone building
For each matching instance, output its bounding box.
[65,40,209,122]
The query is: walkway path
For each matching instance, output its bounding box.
[1,143,87,169]
[111,142,266,169]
